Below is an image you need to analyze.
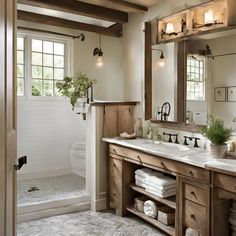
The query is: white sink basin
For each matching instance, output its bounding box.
[120,138,200,158]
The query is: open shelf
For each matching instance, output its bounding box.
[127,206,176,236]
[130,184,176,209]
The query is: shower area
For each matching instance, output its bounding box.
[16,34,89,222]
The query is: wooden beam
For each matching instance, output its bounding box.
[144,22,152,120]
[109,0,147,12]
[17,10,122,37]
[17,0,128,24]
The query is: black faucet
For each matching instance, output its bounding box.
[183,136,192,145]
[158,102,171,122]
[163,132,179,143]
[183,136,200,148]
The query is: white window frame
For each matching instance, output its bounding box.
[17,31,74,101]
[186,55,206,102]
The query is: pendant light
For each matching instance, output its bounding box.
[93,34,104,68]
[152,49,165,67]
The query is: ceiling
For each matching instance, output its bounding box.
[76,0,162,13]
[17,0,163,37]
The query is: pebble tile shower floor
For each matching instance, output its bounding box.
[17,173,86,205]
[17,211,166,236]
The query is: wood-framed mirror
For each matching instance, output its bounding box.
[145,21,236,132]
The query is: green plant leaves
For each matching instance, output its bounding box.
[202,116,231,145]
[56,72,97,110]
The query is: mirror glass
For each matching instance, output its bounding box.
[152,42,178,122]
[152,29,236,129]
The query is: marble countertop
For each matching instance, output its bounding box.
[102,137,236,174]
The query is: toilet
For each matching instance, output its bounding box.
[69,142,86,178]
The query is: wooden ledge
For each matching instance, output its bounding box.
[90,101,139,106]
[150,120,205,133]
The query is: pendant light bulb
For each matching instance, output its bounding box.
[158,51,165,67]
[96,56,104,68]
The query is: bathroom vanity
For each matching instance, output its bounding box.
[103,138,236,236]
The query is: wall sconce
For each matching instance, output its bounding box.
[152,49,165,67]
[93,35,104,68]
[161,19,186,38]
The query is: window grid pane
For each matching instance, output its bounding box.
[187,57,205,101]
[17,37,25,96]
[31,39,65,97]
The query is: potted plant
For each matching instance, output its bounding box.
[56,72,96,110]
[202,116,231,158]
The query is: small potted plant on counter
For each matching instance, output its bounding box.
[56,72,96,119]
[202,116,231,158]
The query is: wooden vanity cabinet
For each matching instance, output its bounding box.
[107,144,211,236]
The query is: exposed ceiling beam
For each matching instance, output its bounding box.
[17,0,128,24]
[109,0,147,12]
[17,10,122,37]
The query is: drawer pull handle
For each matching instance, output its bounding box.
[189,170,194,176]
[114,163,116,168]
[161,161,165,167]
[191,191,197,199]
[137,156,142,162]
[113,149,117,153]
[190,214,196,220]
[113,192,116,196]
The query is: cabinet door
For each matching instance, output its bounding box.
[109,157,122,211]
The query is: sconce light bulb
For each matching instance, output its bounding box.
[96,56,104,68]
[166,22,175,34]
[158,59,165,67]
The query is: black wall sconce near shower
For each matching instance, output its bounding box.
[152,48,165,67]
[93,35,104,68]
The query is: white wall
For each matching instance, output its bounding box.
[17,21,124,177]
[122,0,211,119]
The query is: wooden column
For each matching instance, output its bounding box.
[144,21,152,120]
[177,41,186,123]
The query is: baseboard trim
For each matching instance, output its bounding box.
[17,168,71,181]
[17,200,91,223]
[93,198,107,212]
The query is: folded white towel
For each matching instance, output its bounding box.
[146,175,176,187]
[145,181,176,191]
[135,180,146,188]
[144,200,157,218]
[145,188,176,198]
[135,168,153,178]
[135,174,146,183]
[145,185,176,194]
[185,228,201,236]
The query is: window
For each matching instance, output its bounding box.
[17,37,25,96]
[187,56,205,101]
[31,39,65,96]
[17,33,71,98]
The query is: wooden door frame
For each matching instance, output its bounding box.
[0,0,17,235]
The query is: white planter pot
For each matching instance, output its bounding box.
[210,143,227,159]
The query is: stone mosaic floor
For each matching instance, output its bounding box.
[17,173,86,205]
[17,211,166,236]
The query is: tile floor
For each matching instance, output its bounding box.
[17,173,86,205]
[17,211,166,236]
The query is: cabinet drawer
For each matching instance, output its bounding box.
[184,200,207,235]
[214,173,236,194]
[184,184,208,206]
[109,144,210,183]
